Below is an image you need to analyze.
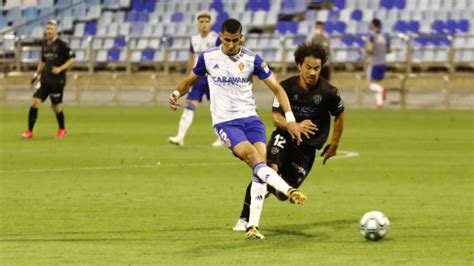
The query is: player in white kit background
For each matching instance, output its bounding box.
[168,12,222,147]
[365,18,391,109]
[169,18,306,240]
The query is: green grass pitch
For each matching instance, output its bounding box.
[0,105,472,265]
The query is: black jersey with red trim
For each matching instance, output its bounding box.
[272,75,344,149]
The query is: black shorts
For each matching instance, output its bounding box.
[33,82,64,104]
[267,131,316,188]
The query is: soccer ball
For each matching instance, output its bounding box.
[359,211,390,241]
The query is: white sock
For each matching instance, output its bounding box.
[253,163,291,195]
[247,178,267,228]
[176,108,194,139]
[369,83,384,106]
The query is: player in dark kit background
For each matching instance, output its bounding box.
[21,20,75,139]
[233,42,345,230]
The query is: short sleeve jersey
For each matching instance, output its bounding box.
[272,76,344,149]
[189,31,221,66]
[368,31,390,65]
[40,38,75,86]
[193,46,272,125]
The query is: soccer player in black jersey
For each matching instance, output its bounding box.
[21,20,75,139]
[233,41,345,231]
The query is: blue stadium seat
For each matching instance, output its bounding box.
[171,12,183,23]
[125,11,138,22]
[144,0,156,12]
[334,21,346,34]
[333,0,345,10]
[137,11,149,22]
[407,21,420,33]
[458,19,469,33]
[287,21,298,34]
[141,48,155,61]
[431,20,445,34]
[275,21,287,34]
[394,21,407,33]
[107,48,121,61]
[246,0,271,11]
[393,0,406,9]
[380,0,394,9]
[84,21,97,36]
[351,9,362,22]
[446,20,457,34]
[132,0,145,12]
[114,36,126,48]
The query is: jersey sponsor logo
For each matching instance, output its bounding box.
[211,76,250,85]
[292,105,318,115]
[213,64,220,69]
[239,62,244,71]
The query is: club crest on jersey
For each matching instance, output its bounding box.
[313,94,322,105]
[239,63,244,71]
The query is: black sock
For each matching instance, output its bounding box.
[28,106,38,131]
[56,111,65,129]
[239,182,252,221]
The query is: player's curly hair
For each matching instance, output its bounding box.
[294,41,328,67]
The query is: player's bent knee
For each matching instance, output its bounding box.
[32,98,42,107]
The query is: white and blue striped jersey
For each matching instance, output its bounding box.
[193,46,272,125]
[189,31,221,66]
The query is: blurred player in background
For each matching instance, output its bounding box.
[365,18,391,109]
[21,20,75,139]
[307,21,332,81]
[168,11,223,147]
[233,42,345,231]
[169,18,306,240]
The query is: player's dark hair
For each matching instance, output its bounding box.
[316,21,324,26]
[372,18,382,29]
[294,41,328,66]
[221,18,242,34]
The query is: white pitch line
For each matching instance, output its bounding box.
[0,151,359,174]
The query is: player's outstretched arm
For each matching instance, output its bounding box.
[169,73,200,111]
[322,111,345,164]
[263,74,302,144]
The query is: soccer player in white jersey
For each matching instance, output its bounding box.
[169,18,306,240]
[365,18,391,109]
[168,12,222,147]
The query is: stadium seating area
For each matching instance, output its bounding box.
[1,0,473,72]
